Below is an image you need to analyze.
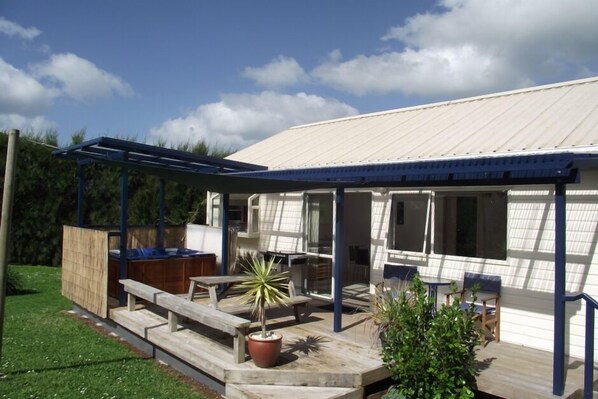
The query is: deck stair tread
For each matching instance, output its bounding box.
[225,384,363,399]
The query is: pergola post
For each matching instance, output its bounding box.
[157,178,165,248]
[333,187,345,332]
[76,162,85,227]
[118,166,129,306]
[221,193,230,276]
[553,183,567,395]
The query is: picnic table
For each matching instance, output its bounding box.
[187,274,312,322]
[187,275,249,309]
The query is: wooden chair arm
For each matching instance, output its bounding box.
[445,289,466,305]
[478,293,500,303]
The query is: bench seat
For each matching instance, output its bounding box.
[120,278,250,363]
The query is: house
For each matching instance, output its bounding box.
[53,76,598,397]
[204,76,598,365]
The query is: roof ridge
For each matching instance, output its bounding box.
[290,75,598,130]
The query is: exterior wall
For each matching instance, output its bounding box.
[372,172,598,359]
[241,170,598,359]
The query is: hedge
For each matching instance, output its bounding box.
[0,131,227,266]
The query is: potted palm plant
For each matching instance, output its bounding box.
[239,255,289,367]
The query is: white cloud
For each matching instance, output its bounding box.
[0,17,41,40]
[149,91,358,149]
[32,53,134,101]
[0,58,56,116]
[0,113,55,133]
[0,53,133,133]
[313,0,598,97]
[243,56,310,88]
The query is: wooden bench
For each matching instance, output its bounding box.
[120,279,251,364]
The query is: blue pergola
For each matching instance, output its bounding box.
[53,137,598,396]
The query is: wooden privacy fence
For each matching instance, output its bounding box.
[62,226,110,317]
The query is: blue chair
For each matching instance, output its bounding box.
[377,264,418,299]
[447,272,501,344]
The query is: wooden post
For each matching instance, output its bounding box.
[0,129,19,364]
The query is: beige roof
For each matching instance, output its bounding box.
[228,76,598,169]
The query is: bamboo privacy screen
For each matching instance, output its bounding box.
[62,226,109,317]
[63,225,187,318]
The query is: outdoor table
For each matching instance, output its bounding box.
[187,275,249,309]
[421,276,454,310]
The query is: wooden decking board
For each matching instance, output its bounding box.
[476,340,597,399]
[226,384,364,399]
[224,369,360,387]
[110,301,597,399]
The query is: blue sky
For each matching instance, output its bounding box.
[2,0,598,151]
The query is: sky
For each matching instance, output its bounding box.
[2,0,598,151]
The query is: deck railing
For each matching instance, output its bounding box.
[563,292,598,399]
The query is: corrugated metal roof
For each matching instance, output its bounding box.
[228,76,598,169]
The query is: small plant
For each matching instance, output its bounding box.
[371,280,414,339]
[381,275,480,399]
[239,255,289,338]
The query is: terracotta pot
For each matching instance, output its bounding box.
[247,332,283,367]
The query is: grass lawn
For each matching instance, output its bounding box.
[0,266,217,399]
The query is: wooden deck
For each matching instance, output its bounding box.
[109,298,597,399]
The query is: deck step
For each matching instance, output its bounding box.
[225,384,363,399]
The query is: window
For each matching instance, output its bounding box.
[388,193,431,253]
[305,193,333,255]
[248,194,260,235]
[434,192,507,260]
[207,193,260,237]
[209,194,221,227]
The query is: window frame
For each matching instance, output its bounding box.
[303,192,335,257]
[207,192,260,238]
[387,191,432,255]
[386,188,508,261]
[433,190,508,261]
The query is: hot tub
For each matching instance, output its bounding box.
[108,247,217,297]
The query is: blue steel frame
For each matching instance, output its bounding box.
[54,137,598,394]
[157,179,165,248]
[553,183,567,395]
[118,166,128,305]
[221,193,230,277]
[333,188,345,332]
[76,163,85,227]
[564,292,598,399]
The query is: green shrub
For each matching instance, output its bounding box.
[0,131,231,266]
[381,275,479,399]
[6,266,23,295]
